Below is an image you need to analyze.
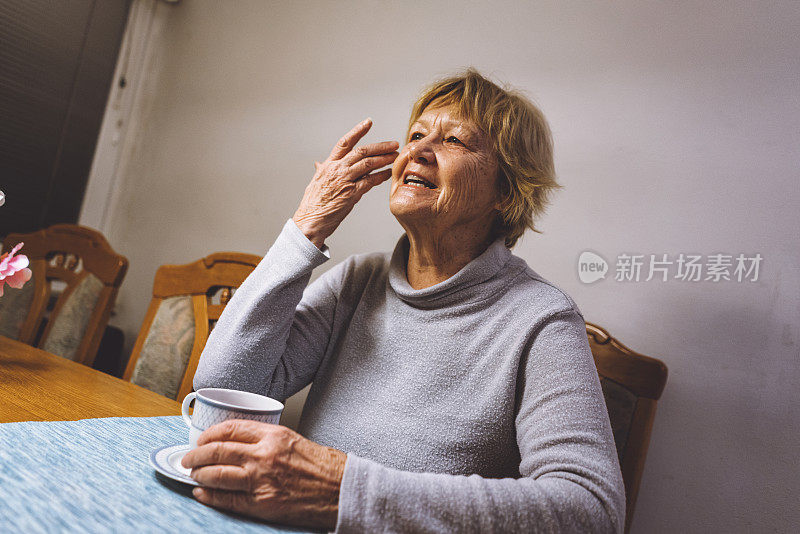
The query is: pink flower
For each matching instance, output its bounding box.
[0,242,32,297]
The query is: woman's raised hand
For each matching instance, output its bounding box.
[292,118,399,248]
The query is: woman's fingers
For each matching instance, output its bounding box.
[183,440,252,469]
[349,151,398,180]
[196,419,268,447]
[340,140,400,166]
[191,465,250,491]
[355,168,393,194]
[328,118,373,160]
[327,119,399,167]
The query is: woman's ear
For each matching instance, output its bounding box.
[493,184,505,212]
[493,169,506,212]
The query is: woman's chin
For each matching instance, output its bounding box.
[390,199,434,224]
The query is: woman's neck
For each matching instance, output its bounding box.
[404,225,495,290]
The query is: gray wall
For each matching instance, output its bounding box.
[91,2,799,532]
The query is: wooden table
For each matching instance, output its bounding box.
[0,337,313,532]
[0,335,180,423]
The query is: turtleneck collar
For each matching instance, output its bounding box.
[388,234,513,308]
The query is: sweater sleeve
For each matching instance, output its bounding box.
[192,218,342,401]
[335,308,626,534]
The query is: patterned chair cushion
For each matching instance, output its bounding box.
[131,296,196,400]
[41,273,104,361]
[600,377,638,462]
[0,274,35,340]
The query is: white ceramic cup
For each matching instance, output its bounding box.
[181,388,284,448]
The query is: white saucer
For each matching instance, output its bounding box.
[150,444,200,486]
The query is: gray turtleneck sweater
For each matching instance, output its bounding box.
[193,219,625,533]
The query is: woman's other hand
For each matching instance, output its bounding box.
[293,118,398,248]
[181,420,347,530]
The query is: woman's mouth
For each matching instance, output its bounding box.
[403,175,437,189]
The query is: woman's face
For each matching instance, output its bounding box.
[389,105,500,232]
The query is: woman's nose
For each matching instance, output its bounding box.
[408,140,434,165]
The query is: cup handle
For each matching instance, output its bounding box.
[181,392,196,427]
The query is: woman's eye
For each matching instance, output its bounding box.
[409,132,423,141]
[446,136,464,145]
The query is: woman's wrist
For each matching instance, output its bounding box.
[292,438,346,530]
[319,447,347,529]
[292,214,328,250]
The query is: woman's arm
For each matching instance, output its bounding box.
[193,119,398,400]
[193,217,337,399]
[335,309,625,533]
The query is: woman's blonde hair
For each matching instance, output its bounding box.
[408,69,560,248]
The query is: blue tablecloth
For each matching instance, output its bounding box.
[0,416,315,533]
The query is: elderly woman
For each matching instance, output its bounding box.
[185,70,625,533]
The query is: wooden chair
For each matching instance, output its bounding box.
[586,322,668,534]
[0,224,128,366]
[123,252,262,401]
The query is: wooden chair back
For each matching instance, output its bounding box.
[586,322,668,533]
[123,252,261,400]
[2,224,128,365]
